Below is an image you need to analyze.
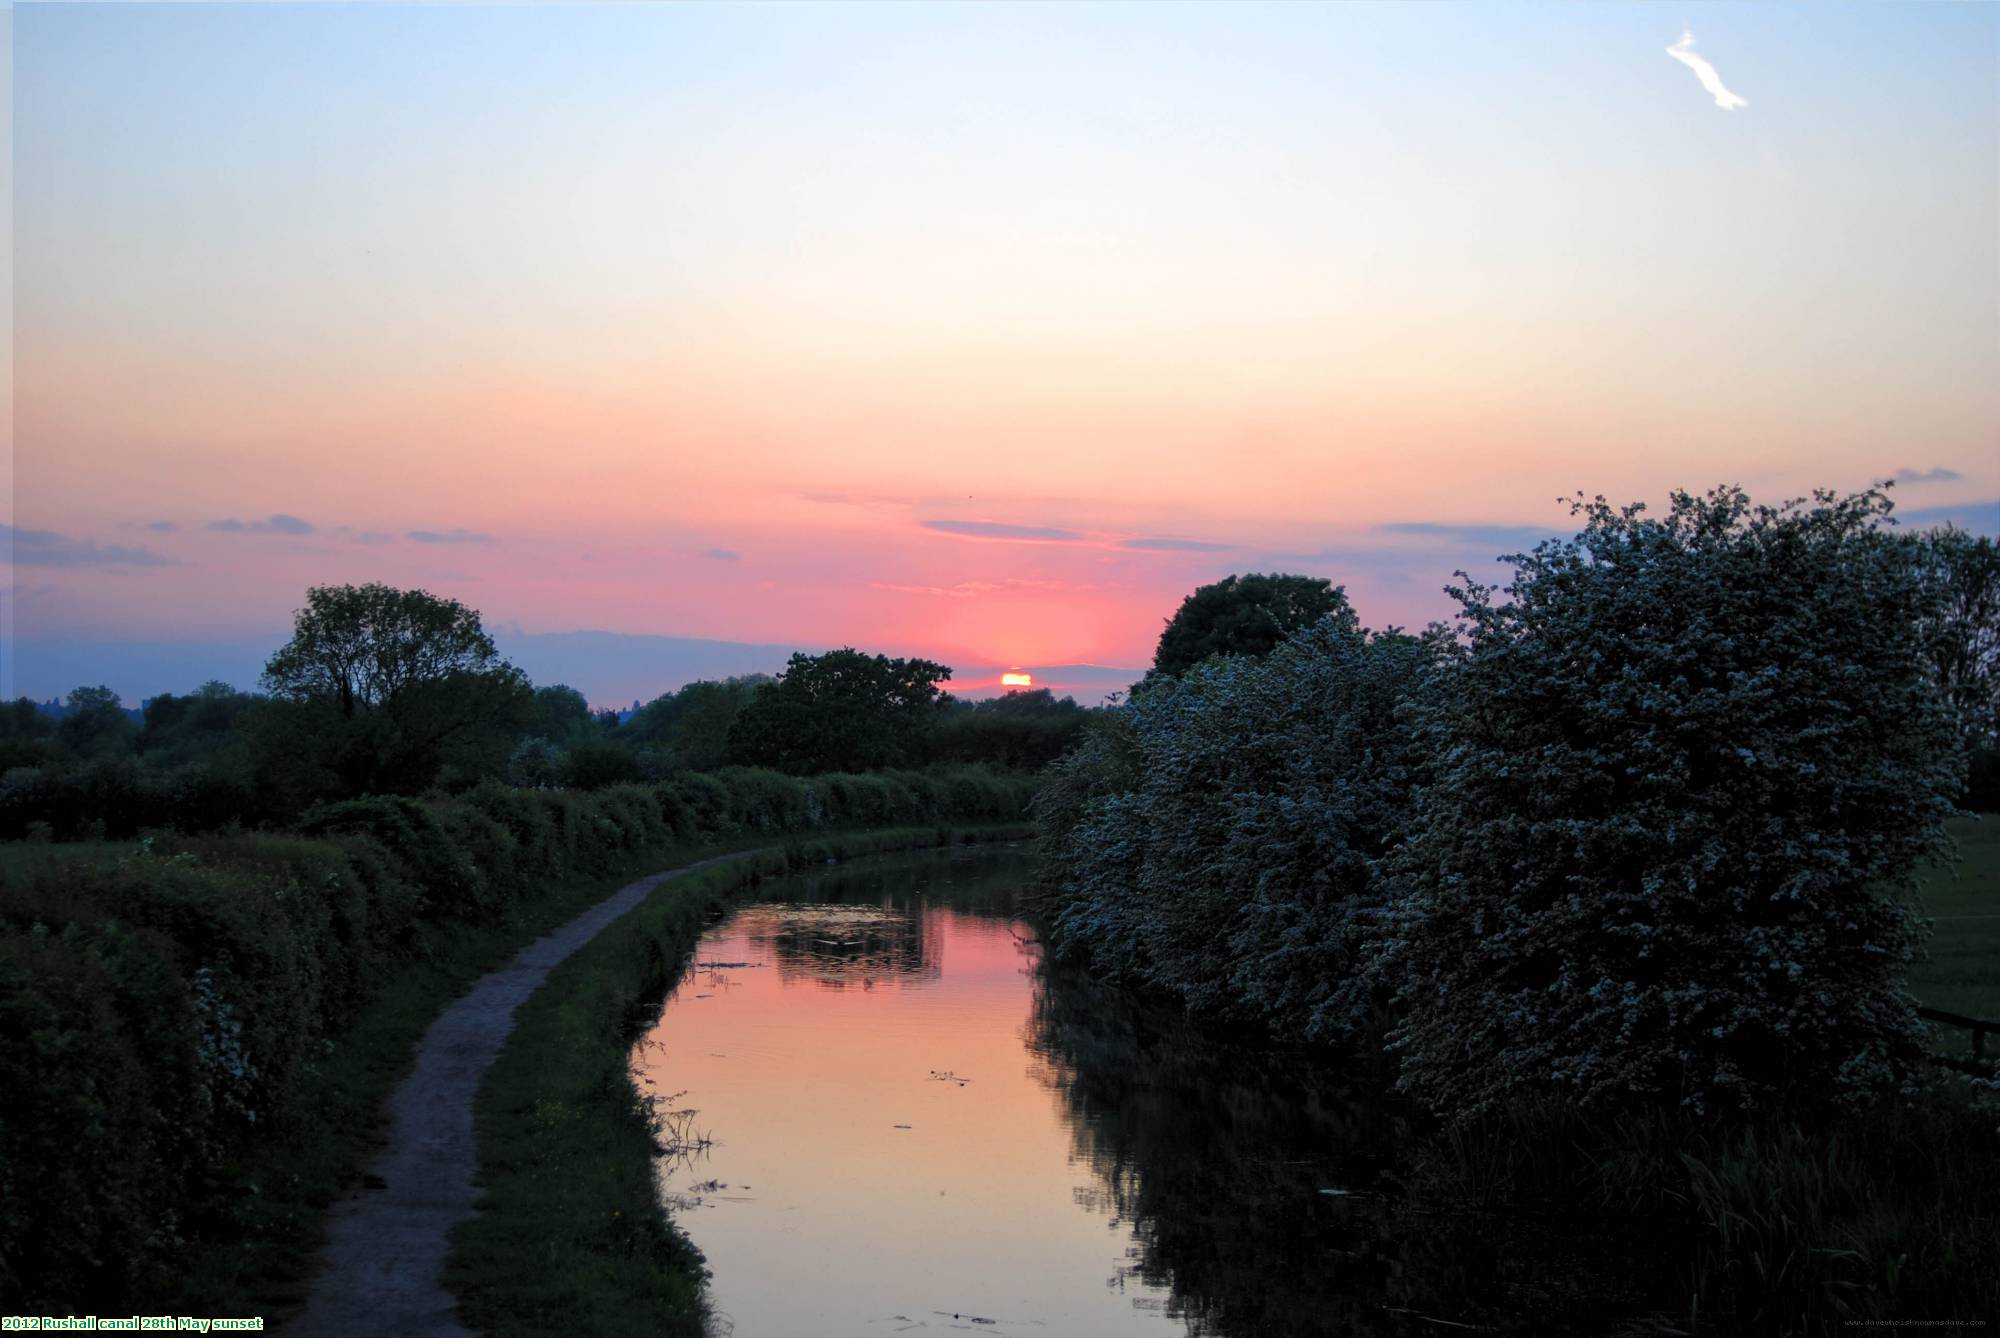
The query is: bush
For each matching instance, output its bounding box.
[1382,487,1964,1119]
[0,762,1036,1312]
[1037,616,1428,1039]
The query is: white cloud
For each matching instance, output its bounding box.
[1667,28,1748,111]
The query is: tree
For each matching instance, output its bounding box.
[138,681,261,767]
[1382,487,1963,1119]
[560,738,644,790]
[0,698,59,771]
[623,676,770,771]
[260,584,530,794]
[1905,527,1999,798]
[526,684,594,744]
[727,649,951,775]
[931,688,1091,771]
[0,699,54,742]
[264,584,508,718]
[55,686,135,759]
[1149,573,1352,680]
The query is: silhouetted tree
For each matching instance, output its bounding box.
[137,681,260,767]
[560,738,645,790]
[0,698,59,771]
[55,686,135,759]
[624,676,770,771]
[526,684,594,744]
[727,649,951,774]
[1149,573,1351,680]
[260,584,531,795]
[932,688,1090,770]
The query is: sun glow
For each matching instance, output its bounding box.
[1001,671,1034,688]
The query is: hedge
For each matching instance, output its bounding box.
[0,766,1036,1312]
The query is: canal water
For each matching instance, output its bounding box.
[628,845,1423,1338]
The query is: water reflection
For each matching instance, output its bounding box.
[1029,967,1437,1337]
[738,903,941,987]
[636,847,1555,1338]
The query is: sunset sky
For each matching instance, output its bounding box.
[6,2,1995,705]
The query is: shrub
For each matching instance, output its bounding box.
[0,762,1034,1311]
[1382,487,1964,1119]
[1037,616,1428,1039]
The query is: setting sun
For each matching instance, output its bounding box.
[1001,672,1034,688]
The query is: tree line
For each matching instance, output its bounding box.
[0,584,1091,840]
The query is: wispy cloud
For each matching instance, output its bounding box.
[1379,521,1566,549]
[337,528,396,545]
[921,520,1085,543]
[702,548,741,562]
[1897,499,1999,536]
[408,528,495,545]
[210,514,316,535]
[141,520,178,533]
[3,525,172,567]
[1667,28,1748,111]
[1891,467,1964,485]
[1120,537,1232,552]
[873,577,1078,599]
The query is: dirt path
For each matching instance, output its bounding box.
[291,851,759,1337]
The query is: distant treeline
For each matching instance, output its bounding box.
[0,585,1090,841]
[0,766,1038,1313]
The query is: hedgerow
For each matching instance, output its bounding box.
[0,765,1035,1312]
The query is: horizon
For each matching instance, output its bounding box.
[6,2,1997,703]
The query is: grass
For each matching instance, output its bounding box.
[1909,814,2000,1054]
[448,825,1033,1338]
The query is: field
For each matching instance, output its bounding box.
[1911,815,2000,1050]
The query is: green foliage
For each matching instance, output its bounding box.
[1039,616,1426,1037]
[1149,572,1352,680]
[528,684,594,744]
[0,765,1036,1313]
[727,649,952,774]
[1907,526,2000,753]
[55,686,136,758]
[260,583,532,795]
[622,676,769,771]
[562,739,646,791]
[1385,487,1964,1119]
[931,688,1090,770]
[137,682,261,768]
[0,698,56,741]
[1904,527,2000,810]
[0,755,269,841]
[0,701,60,773]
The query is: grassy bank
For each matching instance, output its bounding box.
[449,825,1033,1338]
[1911,815,2000,1048]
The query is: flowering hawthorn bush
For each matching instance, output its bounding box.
[1382,486,1964,1117]
[1038,612,1428,1039]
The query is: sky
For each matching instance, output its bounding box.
[6,2,1996,705]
